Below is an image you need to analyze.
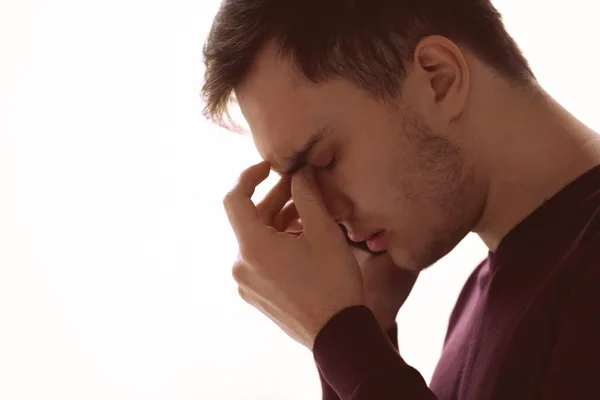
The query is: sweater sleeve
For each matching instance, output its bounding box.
[313,305,437,400]
[318,320,399,400]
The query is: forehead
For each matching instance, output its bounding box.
[234,45,326,172]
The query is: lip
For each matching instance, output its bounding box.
[348,229,384,243]
[365,230,388,253]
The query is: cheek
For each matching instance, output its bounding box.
[339,155,404,215]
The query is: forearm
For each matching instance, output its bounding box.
[318,322,399,400]
[314,306,436,400]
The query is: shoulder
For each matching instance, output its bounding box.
[443,257,489,341]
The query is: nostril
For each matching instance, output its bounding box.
[338,223,350,237]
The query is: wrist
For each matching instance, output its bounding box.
[310,302,366,348]
[383,321,399,351]
[370,306,399,332]
[382,320,397,332]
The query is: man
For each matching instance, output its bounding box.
[202,1,600,399]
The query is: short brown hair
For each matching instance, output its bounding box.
[202,0,534,126]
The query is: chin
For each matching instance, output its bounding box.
[387,247,422,271]
[388,238,453,272]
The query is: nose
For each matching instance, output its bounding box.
[315,176,352,224]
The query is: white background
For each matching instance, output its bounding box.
[0,1,598,399]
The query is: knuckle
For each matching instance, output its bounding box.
[231,260,247,284]
[238,286,247,302]
[238,286,252,304]
[222,191,235,208]
[238,244,259,264]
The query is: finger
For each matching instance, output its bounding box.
[291,168,340,241]
[287,219,303,232]
[350,246,373,265]
[256,175,292,224]
[223,161,271,242]
[273,201,300,231]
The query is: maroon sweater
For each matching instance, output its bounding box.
[314,165,600,399]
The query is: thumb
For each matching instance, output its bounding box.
[291,168,340,241]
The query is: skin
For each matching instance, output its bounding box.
[271,198,418,330]
[225,35,600,346]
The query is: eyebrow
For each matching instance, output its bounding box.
[281,124,332,176]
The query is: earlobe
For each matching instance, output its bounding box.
[414,36,469,120]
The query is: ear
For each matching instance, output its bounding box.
[412,35,469,121]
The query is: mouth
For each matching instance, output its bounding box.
[339,224,388,255]
[365,230,388,253]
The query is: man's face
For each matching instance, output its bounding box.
[236,46,482,270]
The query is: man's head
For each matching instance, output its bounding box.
[202,0,537,270]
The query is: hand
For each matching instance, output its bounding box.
[262,173,418,332]
[225,161,365,349]
[275,205,418,331]
[351,250,418,331]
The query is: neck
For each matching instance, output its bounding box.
[467,83,600,251]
